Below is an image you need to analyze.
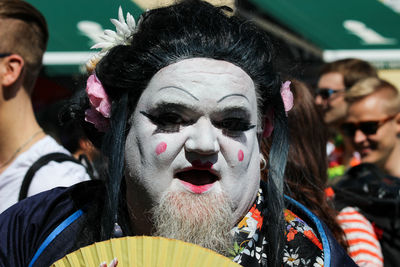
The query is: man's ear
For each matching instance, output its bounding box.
[1,54,24,87]
[262,109,274,138]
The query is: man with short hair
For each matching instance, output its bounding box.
[0,0,90,213]
[343,77,400,177]
[334,77,400,267]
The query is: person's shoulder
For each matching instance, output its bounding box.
[284,208,323,249]
[283,207,325,266]
[337,206,377,236]
[26,136,92,195]
[21,135,69,158]
[335,163,400,199]
[36,135,71,153]
[1,180,104,222]
[0,180,104,266]
[5,135,71,172]
[284,196,358,267]
[337,206,384,266]
[29,159,91,195]
[337,163,384,186]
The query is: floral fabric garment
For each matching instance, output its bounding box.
[230,188,324,267]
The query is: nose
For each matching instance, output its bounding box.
[185,117,220,154]
[315,95,324,106]
[354,129,367,144]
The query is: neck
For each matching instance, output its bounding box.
[0,90,44,172]
[382,141,400,178]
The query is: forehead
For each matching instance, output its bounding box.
[156,58,252,82]
[318,72,345,90]
[348,93,389,120]
[142,58,256,101]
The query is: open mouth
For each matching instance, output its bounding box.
[175,169,219,194]
[176,169,219,185]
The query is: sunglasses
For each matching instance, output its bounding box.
[341,114,397,137]
[315,88,345,100]
[0,53,11,58]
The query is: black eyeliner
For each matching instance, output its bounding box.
[151,102,190,114]
[140,111,164,125]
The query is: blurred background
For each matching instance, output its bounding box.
[26,0,400,141]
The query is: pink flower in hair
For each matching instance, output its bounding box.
[85,74,111,132]
[86,74,111,117]
[280,81,293,115]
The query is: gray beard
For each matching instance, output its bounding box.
[151,190,234,257]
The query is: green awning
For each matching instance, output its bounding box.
[244,0,400,69]
[26,0,143,76]
[27,0,400,75]
[26,0,235,77]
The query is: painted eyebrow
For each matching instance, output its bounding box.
[217,94,249,103]
[158,86,199,101]
[148,102,199,114]
[214,106,252,117]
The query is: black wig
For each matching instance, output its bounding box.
[83,0,288,265]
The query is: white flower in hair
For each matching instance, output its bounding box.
[86,6,137,72]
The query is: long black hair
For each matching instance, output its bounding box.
[81,0,288,265]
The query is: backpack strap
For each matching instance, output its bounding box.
[19,152,94,201]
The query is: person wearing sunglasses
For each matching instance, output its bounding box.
[341,115,397,140]
[315,59,378,180]
[333,77,400,267]
[343,77,400,177]
[315,58,377,127]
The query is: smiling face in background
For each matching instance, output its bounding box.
[124,58,261,231]
[346,90,400,169]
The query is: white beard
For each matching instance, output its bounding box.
[151,190,234,256]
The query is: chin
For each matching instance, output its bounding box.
[151,190,234,256]
[361,154,379,165]
[361,156,372,163]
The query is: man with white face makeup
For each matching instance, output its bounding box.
[125,58,261,253]
[0,1,357,266]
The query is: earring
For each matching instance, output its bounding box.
[112,222,123,238]
[260,154,267,171]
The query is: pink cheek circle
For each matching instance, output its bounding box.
[156,142,167,155]
[238,150,244,162]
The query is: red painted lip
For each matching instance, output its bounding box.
[179,180,216,194]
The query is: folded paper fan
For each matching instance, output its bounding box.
[51,236,241,267]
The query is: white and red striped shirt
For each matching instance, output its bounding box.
[337,206,383,267]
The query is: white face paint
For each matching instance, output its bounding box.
[125,58,261,226]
